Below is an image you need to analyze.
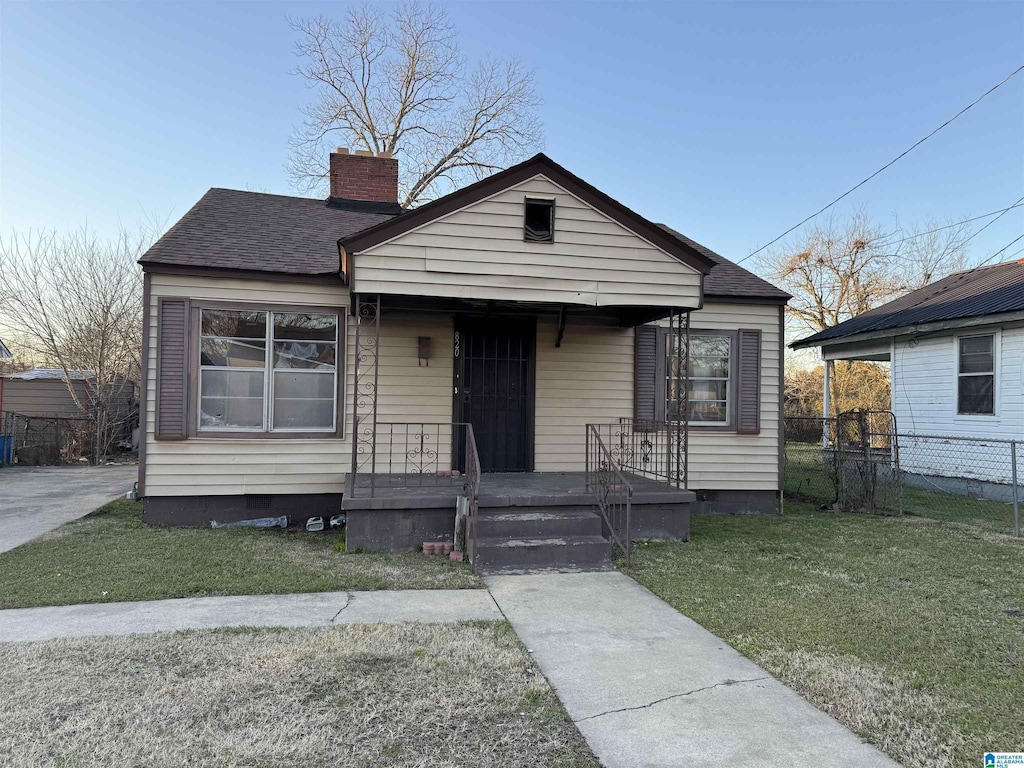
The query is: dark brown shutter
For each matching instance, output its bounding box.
[155,298,189,440]
[736,328,761,435]
[634,325,658,421]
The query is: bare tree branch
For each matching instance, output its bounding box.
[0,223,159,454]
[287,2,543,206]
[760,208,972,415]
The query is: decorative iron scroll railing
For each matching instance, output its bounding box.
[349,422,471,495]
[350,295,381,494]
[587,419,689,489]
[585,424,634,566]
[463,424,481,564]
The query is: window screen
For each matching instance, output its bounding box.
[666,333,731,425]
[957,334,995,415]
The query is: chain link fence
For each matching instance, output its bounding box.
[784,414,1021,537]
[899,433,1020,536]
[1,411,96,465]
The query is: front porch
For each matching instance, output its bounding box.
[343,471,694,570]
[342,416,695,570]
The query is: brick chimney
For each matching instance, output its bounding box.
[329,148,399,204]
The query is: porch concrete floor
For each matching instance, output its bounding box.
[343,471,694,510]
[487,571,898,768]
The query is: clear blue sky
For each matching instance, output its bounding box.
[2,1,1022,271]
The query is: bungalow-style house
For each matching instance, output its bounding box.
[792,259,1024,498]
[139,151,789,569]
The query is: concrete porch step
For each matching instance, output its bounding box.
[475,507,604,539]
[473,535,612,572]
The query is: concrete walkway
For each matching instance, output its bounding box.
[0,589,501,642]
[0,464,137,553]
[487,571,898,768]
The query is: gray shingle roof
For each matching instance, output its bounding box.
[140,185,790,304]
[792,259,1024,347]
[2,368,94,381]
[140,188,398,275]
[656,225,791,301]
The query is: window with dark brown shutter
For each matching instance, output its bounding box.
[634,326,659,421]
[736,328,761,435]
[155,297,189,440]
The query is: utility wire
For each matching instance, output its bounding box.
[976,232,1024,267]
[872,201,1024,251]
[956,194,1024,249]
[737,62,1024,265]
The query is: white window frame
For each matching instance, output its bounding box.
[197,308,340,435]
[666,331,733,427]
[954,330,999,419]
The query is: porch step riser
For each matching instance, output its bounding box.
[475,507,603,539]
[473,536,611,571]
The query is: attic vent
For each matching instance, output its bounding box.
[246,494,272,511]
[524,198,554,243]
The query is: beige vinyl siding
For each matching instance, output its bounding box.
[354,175,702,308]
[534,316,634,471]
[664,302,781,491]
[144,273,453,496]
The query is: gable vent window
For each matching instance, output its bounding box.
[523,198,555,243]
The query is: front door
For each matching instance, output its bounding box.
[454,318,535,472]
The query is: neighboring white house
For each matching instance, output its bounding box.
[792,260,1024,492]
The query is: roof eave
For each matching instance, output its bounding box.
[791,308,1024,350]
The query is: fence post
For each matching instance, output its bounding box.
[1012,440,1020,538]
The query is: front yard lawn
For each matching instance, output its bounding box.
[628,503,1024,768]
[0,620,597,768]
[0,499,480,609]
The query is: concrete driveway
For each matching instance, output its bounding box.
[0,465,137,553]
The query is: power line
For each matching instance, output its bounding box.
[875,201,1024,251]
[956,194,1024,249]
[737,62,1024,265]
[976,232,1024,267]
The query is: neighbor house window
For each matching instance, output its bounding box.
[199,309,339,433]
[666,333,731,425]
[524,198,554,242]
[957,334,995,415]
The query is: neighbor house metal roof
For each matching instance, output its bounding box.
[2,368,95,381]
[792,259,1024,348]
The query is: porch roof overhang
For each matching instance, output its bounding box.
[360,293,695,328]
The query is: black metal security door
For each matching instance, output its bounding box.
[454,318,535,472]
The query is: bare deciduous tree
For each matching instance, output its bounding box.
[762,209,971,416]
[0,225,156,457]
[288,2,543,206]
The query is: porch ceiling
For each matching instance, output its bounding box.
[366,294,687,327]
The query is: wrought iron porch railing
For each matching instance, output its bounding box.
[463,423,481,564]
[349,422,471,496]
[585,424,634,566]
[587,418,688,489]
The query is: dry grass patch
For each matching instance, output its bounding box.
[0,621,597,768]
[628,503,1024,767]
[0,499,481,609]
